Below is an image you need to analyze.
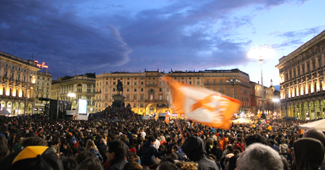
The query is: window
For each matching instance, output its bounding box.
[127,88,129,92]
[133,95,137,100]
[5,64,7,67]
[134,88,137,92]
[106,82,108,85]
[197,81,200,85]
[113,82,116,85]
[18,67,20,71]
[189,81,192,84]
[23,76,26,81]
[113,88,115,92]
[134,82,137,85]
[105,88,108,92]
[105,95,108,100]
[141,88,143,92]
[127,82,129,85]
[159,95,162,100]
[4,71,7,78]
[141,82,144,85]
[10,72,14,79]
[17,75,20,81]
[159,88,162,92]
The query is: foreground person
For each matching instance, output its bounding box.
[182,136,219,170]
[235,143,283,170]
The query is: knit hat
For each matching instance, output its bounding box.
[12,146,64,170]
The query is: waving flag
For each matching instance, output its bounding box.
[161,76,242,129]
[165,112,170,124]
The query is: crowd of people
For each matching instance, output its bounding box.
[0,107,325,170]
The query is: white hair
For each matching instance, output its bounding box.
[237,143,283,170]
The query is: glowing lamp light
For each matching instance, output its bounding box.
[67,92,76,98]
[247,45,275,61]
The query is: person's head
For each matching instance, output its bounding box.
[122,161,143,170]
[106,140,126,161]
[75,150,96,164]
[147,135,155,144]
[303,129,325,148]
[21,137,48,148]
[77,156,103,170]
[225,144,234,153]
[157,161,178,170]
[0,135,10,160]
[235,143,283,170]
[175,161,198,170]
[62,157,79,170]
[85,139,97,151]
[245,134,267,147]
[181,136,206,162]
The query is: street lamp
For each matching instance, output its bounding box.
[248,45,275,119]
[67,92,76,109]
[226,78,241,98]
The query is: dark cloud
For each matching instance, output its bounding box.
[0,1,131,78]
[0,0,311,78]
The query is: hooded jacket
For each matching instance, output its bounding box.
[182,136,219,170]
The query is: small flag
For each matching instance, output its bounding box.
[161,76,242,129]
[165,112,170,124]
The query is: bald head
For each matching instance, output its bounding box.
[303,129,325,148]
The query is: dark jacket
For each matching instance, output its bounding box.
[107,158,127,170]
[137,142,164,166]
[182,136,219,170]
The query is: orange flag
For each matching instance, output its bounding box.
[161,76,242,129]
[165,112,170,124]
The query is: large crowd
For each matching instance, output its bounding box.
[0,107,325,170]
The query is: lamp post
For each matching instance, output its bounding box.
[248,45,274,119]
[226,78,241,98]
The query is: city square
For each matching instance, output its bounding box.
[1,0,325,170]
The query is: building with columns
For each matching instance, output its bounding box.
[50,73,96,113]
[0,52,39,115]
[95,69,252,116]
[276,30,325,120]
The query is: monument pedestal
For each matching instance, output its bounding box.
[112,94,125,108]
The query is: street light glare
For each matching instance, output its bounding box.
[247,45,275,60]
[272,98,280,102]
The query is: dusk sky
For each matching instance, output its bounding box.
[1,0,324,87]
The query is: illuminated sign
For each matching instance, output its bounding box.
[34,60,49,68]
[78,99,87,115]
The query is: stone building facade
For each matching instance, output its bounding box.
[34,70,52,114]
[276,30,325,120]
[0,52,39,115]
[95,69,252,115]
[50,73,96,113]
[250,81,276,118]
